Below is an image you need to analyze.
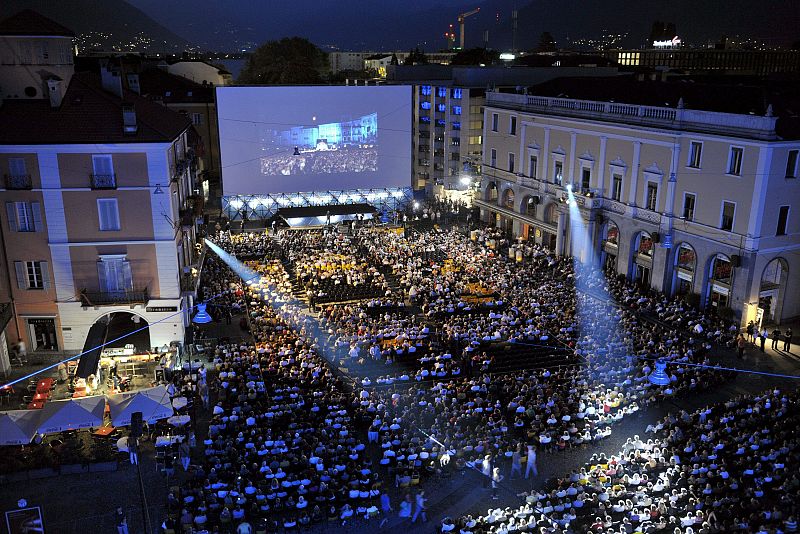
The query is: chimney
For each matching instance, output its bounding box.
[100,60,123,98]
[126,73,141,95]
[122,103,138,134]
[47,78,65,108]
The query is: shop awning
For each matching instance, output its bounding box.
[36,396,106,434]
[107,385,173,426]
[0,410,40,446]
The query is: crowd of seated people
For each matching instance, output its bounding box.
[174,215,745,533]
[462,388,800,534]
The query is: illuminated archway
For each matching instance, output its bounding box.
[759,257,789,324]
[673,243,696,296]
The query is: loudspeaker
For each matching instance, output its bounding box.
[731,254,741,267]
[130,411,143,438]
[652,232,660,243]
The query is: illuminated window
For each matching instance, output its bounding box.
[420,101,431,110]
[452,88,462,99]
[437,87,447,98]
[688,141,702,168]
[420,85,431,96]
[452,121,461,130]
[437,103,446,112]
[452,105,462,115]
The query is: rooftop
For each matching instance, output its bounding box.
[138,66,214,104]
[0,9,74,37]
[0,71,191,145]
[489,75,800,140]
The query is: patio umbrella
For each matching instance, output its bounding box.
[0,410,41,446]
[107,386,174,427]
[36,397,106,435]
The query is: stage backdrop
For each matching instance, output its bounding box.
[217,86,412,196]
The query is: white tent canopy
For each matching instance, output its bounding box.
[36,396,105,435]
[0,410,41,445]
[107,385,173,427]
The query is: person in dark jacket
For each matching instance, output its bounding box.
[771,328,782,350]
[784,328,793,352]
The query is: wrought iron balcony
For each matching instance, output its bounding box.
[80,288,148,306]
[4,174,32,190]
[90,173,116,189]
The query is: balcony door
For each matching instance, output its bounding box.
[98,256,133,296]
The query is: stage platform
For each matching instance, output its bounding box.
[277,203,377,227]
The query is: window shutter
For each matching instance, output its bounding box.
[6,203,17,232]
[111,201,120,230]
[40,261,50,290]
[14,261,26,289]
[94,155,113,175]
[122,260,133,291]
[31,202,43,232]
[97,260,108,292]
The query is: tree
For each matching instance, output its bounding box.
[451,47,500,66]
[537,32,556,53]
[403,48,428,66]
[238,37,328,84]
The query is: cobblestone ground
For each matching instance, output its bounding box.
[1,315,797,533]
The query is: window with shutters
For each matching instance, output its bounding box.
[5,201,42,232]
[14,260,49,290]
[97,198,120,231]
[98,256,133,294]
[8,157,27,176]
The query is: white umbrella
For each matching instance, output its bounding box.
[171,396,188,410]
[0,410,41,446]
[167,415,191,427]
[107,386,173,427]
[36,397,105,435]
[116,436,129,453]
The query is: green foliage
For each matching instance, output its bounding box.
[451,47,500,66]
[238,37,329,84]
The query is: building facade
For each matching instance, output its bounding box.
[0,12,202,357]
[478,88,800,327]
[606,48,800,75]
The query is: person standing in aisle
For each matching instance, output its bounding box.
[491,467,504,500]
[114,507,128,534]
[525,445,538,479]
[411,490,427,523]
[759,328,768,352]
[784,328,793,352]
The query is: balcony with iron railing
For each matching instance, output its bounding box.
[79,287,149,306]
[4,174,32,190]
[90,173,116,189]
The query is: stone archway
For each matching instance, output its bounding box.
[760,257,789,324]
[485,181,498,202]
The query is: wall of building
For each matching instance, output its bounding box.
[478,97,800,324]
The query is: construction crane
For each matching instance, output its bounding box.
[444,23,456,49]
[458,8,480,49]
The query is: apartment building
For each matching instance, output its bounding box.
[388,64,622,193]
[0,11,201,357]
[478,76,800,327]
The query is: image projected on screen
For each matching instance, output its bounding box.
[261,112,378,176]
[217,86,412,196]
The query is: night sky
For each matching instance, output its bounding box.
[125,0,800,51]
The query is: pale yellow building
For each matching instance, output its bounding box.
[478,76,800,327]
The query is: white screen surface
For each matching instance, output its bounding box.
[217,86,412,195]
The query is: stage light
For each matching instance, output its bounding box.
[460,176,471,185]
[648,360,671,386]
[413,201,420,210]
[192,303,213,324]
[565,183,573,192]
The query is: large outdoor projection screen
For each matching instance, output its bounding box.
[217,86,412,195]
